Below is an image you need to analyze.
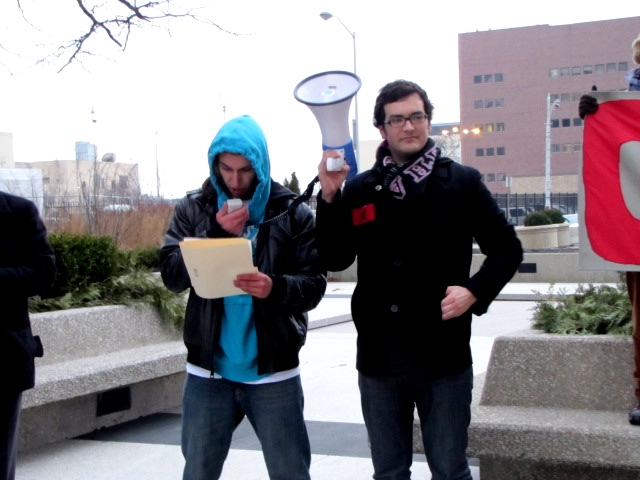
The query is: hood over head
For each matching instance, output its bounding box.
[207,115,271,225]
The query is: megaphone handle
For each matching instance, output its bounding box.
[323,140,357,180]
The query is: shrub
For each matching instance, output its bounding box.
[530,281,632,335]
[126,246,162,270]
[524,211,552,226]
[30,233,185,328]
[46,232,125,297]
[543,208,566,224]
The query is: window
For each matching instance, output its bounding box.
[496,173,506,181]
[495,98,504,107]
[562,143,572,153]
[551,119,560,128]
[494,73,504,82]
[573,117,582,127]
[497,147,505,156]
[483,74,494,83]
[485,124,494,133]
[484,99,494,108]
[496,123,505,132]
[561,118,571,127]
[550,93,560,103]
[572,66,581,75]
[486,173,495,182]
[551,144,560,153]
[606,63,616,73]
[476,148,484,157]
[572,92,583,101]
[549,68,559,78]
[486,147,495,156]
[474,100,483,109]
[473,75,482,84]
[560,93,570,102]
[619,62,629,71]
[573,143,582,152]
[560,67,570,77]
[583,65,593,74]
[595,64,604,74]
[118,175,129,188]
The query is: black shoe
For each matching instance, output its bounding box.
[629,405,640,425]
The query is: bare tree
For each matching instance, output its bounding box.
[5,0,239,72]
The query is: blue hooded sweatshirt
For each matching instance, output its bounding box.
[206,115,272,382]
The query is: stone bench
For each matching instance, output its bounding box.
[466,328,640,480]
[20,305,187,451]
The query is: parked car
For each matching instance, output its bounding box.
[563,213,579,224]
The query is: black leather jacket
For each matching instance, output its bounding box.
[160,179,326,375]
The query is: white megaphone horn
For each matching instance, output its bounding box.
[294,70,361,180]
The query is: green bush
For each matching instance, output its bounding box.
[30,233,185,329]
[46,232,125,297]
[543,208,566,224]
[126,246,162,270]
[530,281,632,335]
[524,211,552,226]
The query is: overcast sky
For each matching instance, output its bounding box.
[0,1,637,198]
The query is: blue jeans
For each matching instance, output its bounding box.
[181,373,311,480]
[358,367,473,480]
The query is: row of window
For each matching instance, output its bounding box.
[482,173,506,183]
[474,98,504,109]
[550,117,583,128]
[549,62,629,78]
[474,142,582,157]
[475,147,506,157]
[474,60,629,86]
[473,73,504,84]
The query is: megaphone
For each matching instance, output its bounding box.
[294,70,361,180]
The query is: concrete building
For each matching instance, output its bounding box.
[458,16,640,194]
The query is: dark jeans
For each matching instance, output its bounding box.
[181,373,310,480]
[0,391,22,480]
[358,367,473,480]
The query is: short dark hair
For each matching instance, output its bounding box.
[373,80,434,127]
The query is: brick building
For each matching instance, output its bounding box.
[458,16,640,194]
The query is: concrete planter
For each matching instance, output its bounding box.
[515,224,559,249]
[467,329,640,480]
[555,223,571,247]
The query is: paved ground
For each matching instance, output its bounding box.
[15,282,585,480]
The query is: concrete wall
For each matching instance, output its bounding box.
[327,251,621,284]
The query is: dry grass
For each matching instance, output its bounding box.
[45,202,175,250]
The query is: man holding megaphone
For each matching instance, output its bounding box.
[315,79,523,480]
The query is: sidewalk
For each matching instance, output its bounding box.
[15,282,580,480]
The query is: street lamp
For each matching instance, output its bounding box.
[320,11,359,170]
[545,94,561,208]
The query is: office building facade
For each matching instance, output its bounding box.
[458,16,640,194]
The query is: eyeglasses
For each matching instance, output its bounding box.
[384,113,428,128]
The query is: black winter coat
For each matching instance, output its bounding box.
[160,180,327,375]
[0,192,56,393]
[316,146,523,378]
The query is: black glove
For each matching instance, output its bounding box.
[578,86,598,120]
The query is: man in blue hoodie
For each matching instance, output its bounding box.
[160,115,326,480]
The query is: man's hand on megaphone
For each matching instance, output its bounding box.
[318,150,350,203]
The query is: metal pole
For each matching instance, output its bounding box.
[545,94,551,209]
[545,94,560,209]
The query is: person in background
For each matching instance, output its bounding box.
[160,115,326,480]
[579,33,640,425]
[0,191,56,480]
[315,79,523,480]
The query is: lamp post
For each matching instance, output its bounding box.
[545,94,561,208]
[320,12,359,171]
